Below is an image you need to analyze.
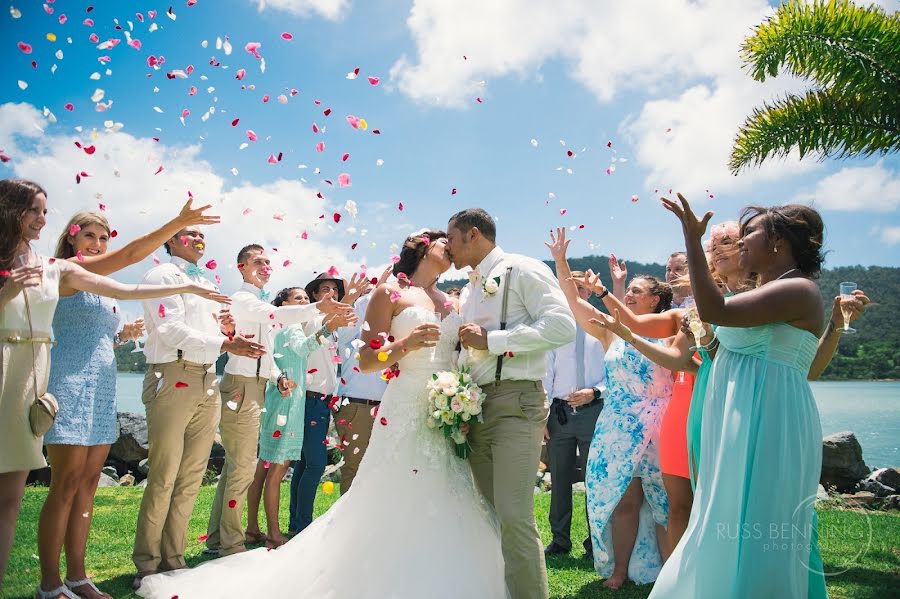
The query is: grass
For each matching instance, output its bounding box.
[5,487,899,598]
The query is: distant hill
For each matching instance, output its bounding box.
[437,256,900,381]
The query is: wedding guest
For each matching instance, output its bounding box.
[0,179,231,598]
[333,267,392,495]
[244,287,355,548]
[286,273,347,535]
[541,272,606,561]
[205,247,353,557]
[444,286,462,298]
[38,201,220,599]
[547,228,673,589]
[648,197,829,598]
[131,229,267,590]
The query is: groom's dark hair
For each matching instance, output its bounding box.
[449,208,496,243]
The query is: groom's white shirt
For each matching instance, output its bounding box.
[459,246,575,386]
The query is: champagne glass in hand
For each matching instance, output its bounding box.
[839,282,858,334]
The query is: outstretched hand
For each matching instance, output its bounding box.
[661,193,713,241]
[175,198,221,227]
[589,309,633,342]
[567,269,606,297]
[544,227,570,261]
[609,254,627,286]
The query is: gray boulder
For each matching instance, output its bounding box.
[857,478,894,498]
[97,473,118,487]
[110,412,149,464]
[867,468,900,492]
[138,458,151,477]
[820,431,870,492]
[101,466,119,481]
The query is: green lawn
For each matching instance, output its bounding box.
[5,487,898,598]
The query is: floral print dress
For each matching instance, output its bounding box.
[586,337,673,585]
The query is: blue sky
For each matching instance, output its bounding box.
[2,0,899,300]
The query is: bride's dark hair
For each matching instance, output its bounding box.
[392,230,447,279]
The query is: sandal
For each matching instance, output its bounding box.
[35,585,78,599]
[244,531,267,544]
[64,578,112,599]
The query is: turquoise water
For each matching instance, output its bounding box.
[115,374,899,468]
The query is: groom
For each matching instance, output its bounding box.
[447,208,575,599]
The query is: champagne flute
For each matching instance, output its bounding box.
[839,282,858,334]
[568,385,579,416]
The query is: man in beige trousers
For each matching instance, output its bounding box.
[132,226,266,589]
[448,208,575,599]
[205,245,354,556]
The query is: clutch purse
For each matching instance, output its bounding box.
[21,283,58,437]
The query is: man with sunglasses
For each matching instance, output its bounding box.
[542,271,606,561]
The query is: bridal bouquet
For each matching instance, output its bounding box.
[425,367,484,459]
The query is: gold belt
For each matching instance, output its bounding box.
[0,330,56,345]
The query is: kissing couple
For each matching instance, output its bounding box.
[138,208,576,599]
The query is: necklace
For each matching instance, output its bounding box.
[775,268,799,280]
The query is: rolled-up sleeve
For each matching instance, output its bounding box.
[487,265,575,356]
[142,269,223,356]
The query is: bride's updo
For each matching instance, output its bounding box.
[392,229,447,279]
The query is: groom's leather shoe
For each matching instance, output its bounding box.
[543,542,570,556]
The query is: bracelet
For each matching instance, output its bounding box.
[597,288,609,300]
[113,332,122,346]
[697,332,719,351]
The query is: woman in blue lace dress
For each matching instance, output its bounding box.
[648,196,829,598]
[38,201,220,599]
[547,228,675,589]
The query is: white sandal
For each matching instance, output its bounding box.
[64,578,111,598]
[34,585,78,599]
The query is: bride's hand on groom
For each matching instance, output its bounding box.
[458,323,488,350]
[404,323,441,350]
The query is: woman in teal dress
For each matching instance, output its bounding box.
[244,287,345,549]
[648,197,829,598]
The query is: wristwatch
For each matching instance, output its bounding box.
[592,387,603,402]
[597,288,609,300]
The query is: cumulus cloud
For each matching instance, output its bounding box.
[792,161,900,213]
[0,102,377,298]
[880,226,900,245]
[254,0,350,20]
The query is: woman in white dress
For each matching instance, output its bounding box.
[138,230,509,599]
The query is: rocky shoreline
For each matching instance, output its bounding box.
[27,413,900,510]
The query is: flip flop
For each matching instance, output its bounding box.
[64,578,112,599]
[35,585,78,599]
[245,531,267,544]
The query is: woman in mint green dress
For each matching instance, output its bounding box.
[649,197,828,598]
[245,287,342,549]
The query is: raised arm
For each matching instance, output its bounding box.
[590,309,695,371]
[662,193,823,331]
[575,270,681,339]
[545,228,614,349]
[808,290,869,380]
[609,254,627,301]
[62,199,219,277]
[59,260,230,303]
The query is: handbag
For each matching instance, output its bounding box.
[21,285,58,437]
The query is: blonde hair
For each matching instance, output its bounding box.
[54,211,111,259]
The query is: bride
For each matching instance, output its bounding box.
[138,229,509,598]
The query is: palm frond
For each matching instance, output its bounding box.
[729,87,900,173]
[742,0,900,98]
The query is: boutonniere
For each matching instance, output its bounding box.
[482,275,501,297]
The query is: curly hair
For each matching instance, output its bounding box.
[0,179,47,279]
[272,287,305,307]
[631,274,673,313]
[392,230,447,279]
[740,205,825,277]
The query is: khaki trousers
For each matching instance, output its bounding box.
[468,380,550,599]
[333,400,378,494]
[206,373,267,555]
[133,361,219,573]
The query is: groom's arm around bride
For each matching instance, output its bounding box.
[447,208,575,599]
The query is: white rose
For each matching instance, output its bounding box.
[450,397,464,413]
[465,401,482,416]
[441,412,455,426]
[483,278,500,295]
[436,371,457,388]
[436,395,449,410]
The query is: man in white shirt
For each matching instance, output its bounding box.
[133,226,266,587]
[448,208,575,599]
[332,290,388,494]
[541,272,606,560]
[205,246,354,557]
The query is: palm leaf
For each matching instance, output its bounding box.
[729,87,900,173]
[742,0,900,99]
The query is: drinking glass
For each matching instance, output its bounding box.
[839,282,858,334]
[568,385,578,416]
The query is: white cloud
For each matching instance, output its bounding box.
[792,161,900,212]
[254,0,349,20]
[0,102,374,298]
[880,226,900,245]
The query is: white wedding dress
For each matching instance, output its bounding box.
[138,307,509,599]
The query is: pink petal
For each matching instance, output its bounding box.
[315,141,325,153]
[17,42,33,54]
[345,115,360,129]
[476,97,482,103]
[267,154,278,164]
[83,18,94,27]
[189,86,197,96]
[205,260,217,270]
[341,153,349,162]
[367,76,380,86]
[283,259,292,267]
[58,14,67,24]
[158,304,166,318]
[281,32,293,41]
[398,202,404,211]
[247,130,257,141]
[69,224,81,236]
[262,95,269,103]
[338,173,351,188]
[129,38,142,50]
[236,68,246,80]
[312,123,319,133]
[154,165,164,175]
[327,265,340,277]
[64,102,74,111]
[244,42,262,59]
[301,231,308,240]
